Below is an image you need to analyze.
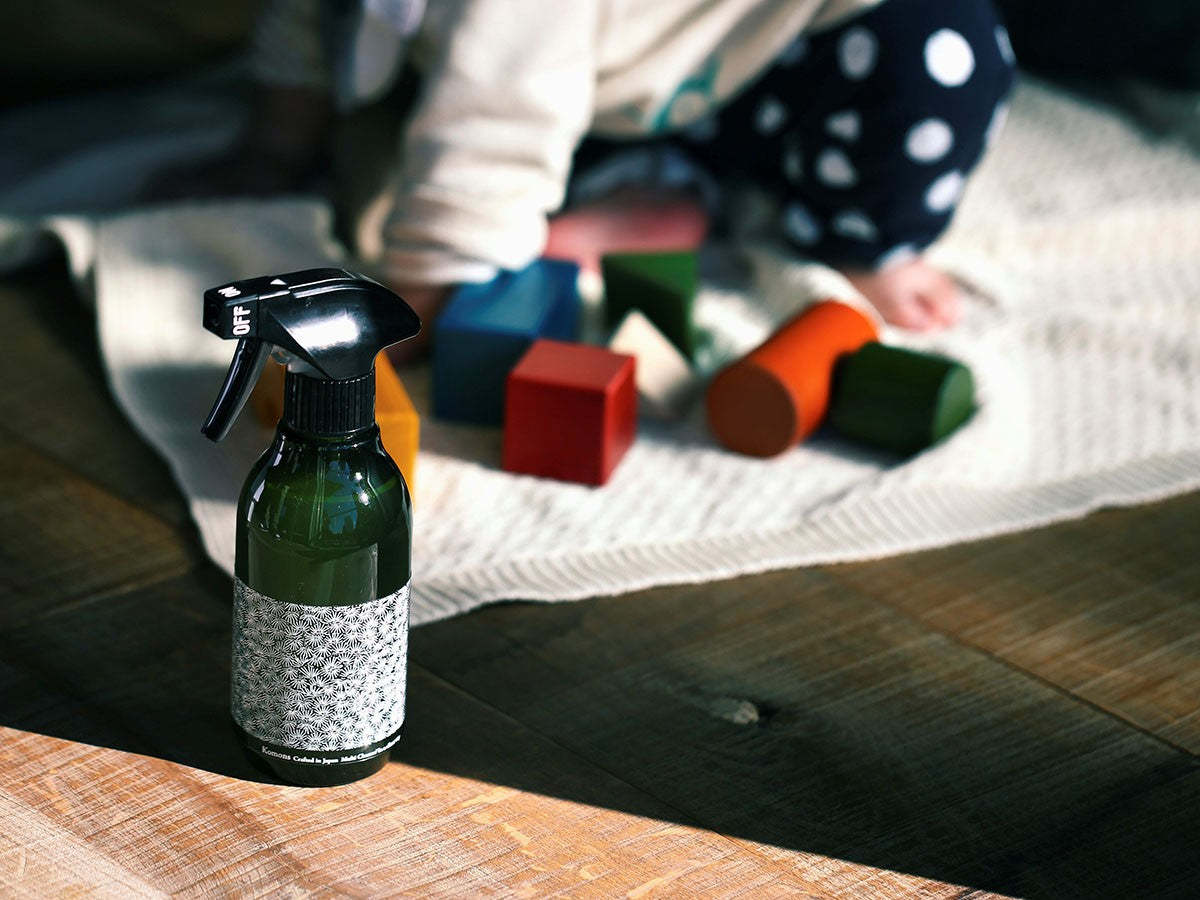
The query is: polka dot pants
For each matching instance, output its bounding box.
[700,0,1016,267]
[580,0,1017,270]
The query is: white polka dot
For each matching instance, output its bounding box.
[779,36,809,66]
[825,110,861,143]
[925,29,975,86]
[816,148,858,187]
[905,118,954,162]
[783,203,822,246]
[783,141,804,182]
[876,243,919,269]
[925,170,966,212]
[985,102,1010,147]
[996,25,1016,67]
[832,209,878,242]
[838,27,878,81]
[755,96,788,134]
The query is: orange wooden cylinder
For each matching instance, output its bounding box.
[706,300,879,457]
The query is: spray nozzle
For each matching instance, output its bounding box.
[201,268,421,441]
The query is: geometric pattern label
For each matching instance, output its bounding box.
[231,579,409,752]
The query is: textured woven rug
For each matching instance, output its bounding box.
[3,76,1199,625]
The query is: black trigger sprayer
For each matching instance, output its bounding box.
[202,267,421,786]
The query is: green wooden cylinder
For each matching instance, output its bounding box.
[828,342,975,454]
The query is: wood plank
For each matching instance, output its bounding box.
[409,567,1200,899]
[0,789,167,899]
[0,559,993,898]
[0,437,193,626]
[0,566,249,777]
[826,493,1200,753]
[0,263,188,525]
[0,686,988,898]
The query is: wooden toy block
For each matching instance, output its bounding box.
[374,352,420,491]
[433,259,580,425]
[601,250,698,359]
[706,299,879,457]
[503,339,637,486]
[608,309,697,419]
[250,358,286,427]
[828,342,975,455]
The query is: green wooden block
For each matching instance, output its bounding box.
[601,251,698,359]
[828,342,975,455]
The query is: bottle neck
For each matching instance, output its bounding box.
[283,370,375,437]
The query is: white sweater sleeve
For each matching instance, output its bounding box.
[382,0,601,286]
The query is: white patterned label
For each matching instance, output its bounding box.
[231,579,409,752]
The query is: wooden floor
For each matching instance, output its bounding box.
[2,258,1198,899]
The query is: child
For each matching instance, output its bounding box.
[241,0,1016,339]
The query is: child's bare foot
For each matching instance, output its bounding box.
[543,187,709,275]
[844,258,962,331]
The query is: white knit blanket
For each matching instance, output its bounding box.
[3,76,1199,625]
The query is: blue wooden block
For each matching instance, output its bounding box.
[433,259,580,424]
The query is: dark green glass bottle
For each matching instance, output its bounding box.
[232,393,412,786]
[201,269,421,787]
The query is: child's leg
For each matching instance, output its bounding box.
[683,0,1016,329]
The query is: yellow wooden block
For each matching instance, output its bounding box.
[375,352,420,494]
[249,355,418,493]
[250,359,286,427]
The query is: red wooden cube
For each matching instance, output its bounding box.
[503,339,637,485]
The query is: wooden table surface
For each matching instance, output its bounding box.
[2,259,1199,899]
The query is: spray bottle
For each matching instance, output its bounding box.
[201,268,421,786]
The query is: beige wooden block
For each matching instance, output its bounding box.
[608,309,697,418]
